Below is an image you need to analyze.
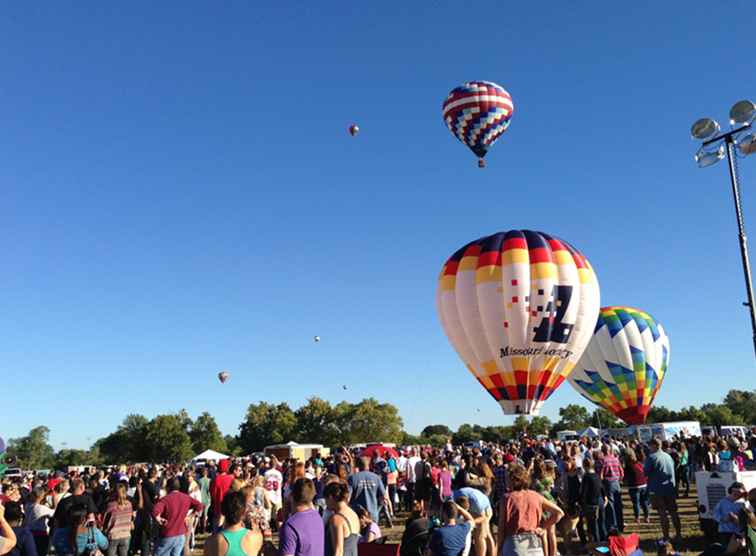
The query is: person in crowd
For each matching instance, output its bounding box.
[52,480,97,530]
[436,462,453,504]
[134,470,158,556]
[103,483,133,556]
[323,482,359,556]
[263,460,283,529]
[399,501,430,556]
[355,508,380,544]
[52,481,70,511]
[623,448,649,524]
[203,491,262,556]
[453,489,494,556]
[347,459,388,526]
[0,502,17,556]
[428,500,475,556]
[211,462,237,530]
[23,487,54,556]
[278,478,323,556]
[713,481,747,547]
[580,457,606,543]
[644,438,681,541]
[151,478,204,556]
[531,460,558,556]
[198,468,212,534]
[52,507,109,556]
[5,502,36,556]
[238,484,271,543]
[599,444,624,534]
[498,464,563,556]
[674,441,690,498]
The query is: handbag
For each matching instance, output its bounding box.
[80,527,104,556]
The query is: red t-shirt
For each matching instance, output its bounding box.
[152,491,203,538]
[210,473,234,512]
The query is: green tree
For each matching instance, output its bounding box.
[590,409,623,429]
[224,435,242,456]
[336,398,403,445]
[54,449,92,468]
[8,426,55,469]
[452,424,480,444]
[528,416,552,436]
[723,390,756,424]
[144,414,193,462]
[701,404,745,427]
[554,404,590,431]
[511,416,530,436]
[421,425,452,438]
[294,398,342,446]
[425,434,449,448]
[480,426,511,444]
[647,406,674,423]
[190,412,227,455]
[401,432,425,446]
[96,414,149,463]
[238,402,297,453]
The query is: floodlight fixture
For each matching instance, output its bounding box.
[729,100,756,126]
[691,117,720,141]
[695,144,726,168]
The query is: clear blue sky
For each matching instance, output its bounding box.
[2,3,754,450]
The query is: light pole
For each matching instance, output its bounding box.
[692,100,756,358]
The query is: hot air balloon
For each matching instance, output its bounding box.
[348,124,359,137]
[569,306,670,425]
[437,230,600,415]
[442,81,514,168]
[314,336,320,343]
[217,371,230,384]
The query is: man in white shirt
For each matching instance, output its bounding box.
[263,459,283,515]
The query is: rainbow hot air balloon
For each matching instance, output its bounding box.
[569,306,670,425]
[217,371,230,384]
[442,81,514,168]
[437,230,600,415]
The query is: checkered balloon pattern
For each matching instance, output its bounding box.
[437,230,600,416]
[442,81,514,160]
[569,306,670,425]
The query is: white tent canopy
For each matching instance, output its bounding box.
[578,427,601,438]
[193,449,229,461]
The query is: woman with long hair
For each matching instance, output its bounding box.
[103,483,132,556]
[203,491,262,556]
[52,508,108,556]
[323,482,360,556]
[623,449,649,524]
[498,464,563,556]
[24,487,54,556]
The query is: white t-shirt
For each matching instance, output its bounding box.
[264,469,283,507]
[406,456,421,483]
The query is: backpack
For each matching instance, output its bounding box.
[718,456,736,473]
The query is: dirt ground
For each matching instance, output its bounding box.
[193,486,708,555]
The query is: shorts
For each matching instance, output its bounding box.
[650,493,677,512]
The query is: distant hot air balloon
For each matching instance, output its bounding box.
[348,124,359,137]
[437,230,600,415]
[569,306,670,425]
[314,336,320,343]
[218,371,230,384]
[442,81,514,168]
[342,385,348,390]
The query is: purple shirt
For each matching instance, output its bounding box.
[279,508,324,556]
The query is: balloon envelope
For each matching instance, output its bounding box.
[437,230,600,415]
[442,81,513,161]
[349,124,359,136]
[314,336,320,343]
[569,306,670,425]
[218,371,230,384]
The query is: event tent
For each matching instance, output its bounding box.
[192,449,229,461]
[578,427,601,438]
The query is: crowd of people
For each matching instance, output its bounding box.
[0,432,755,556]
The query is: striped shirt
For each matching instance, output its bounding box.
[600,455,624,482]
[104,500,133,540]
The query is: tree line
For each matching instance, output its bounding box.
[6,389,754,468]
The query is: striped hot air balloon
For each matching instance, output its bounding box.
[442,81,514,168]
[437,230,600,415]
[217,371,230,384]
[569,306,670,425]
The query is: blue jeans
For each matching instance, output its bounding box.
[155,535,185,556]
[603,480,624,532]
[628,486,649,520]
